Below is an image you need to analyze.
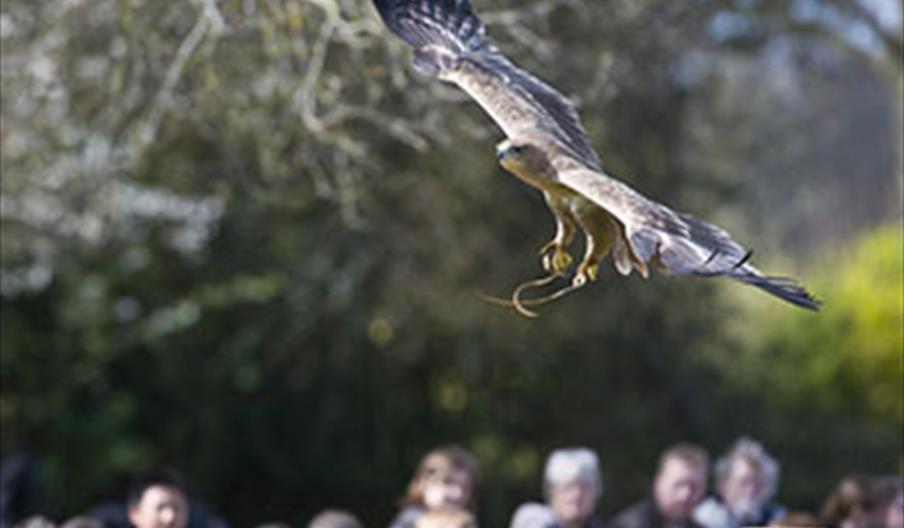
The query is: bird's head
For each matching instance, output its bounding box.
[496,141,552,177]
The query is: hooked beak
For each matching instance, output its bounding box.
[496,140,513,161]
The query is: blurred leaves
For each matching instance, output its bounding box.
[1,0,902,525]
[721,225,903,425]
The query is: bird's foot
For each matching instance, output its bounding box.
[539,240,574,274]
[572,261,599,287]
[477,268,594,318]
[476,257,598,319]
[477,273,561,318]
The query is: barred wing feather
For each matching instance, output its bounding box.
[558,168,821,310]
[372,0,602,170]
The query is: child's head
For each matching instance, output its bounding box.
[403,446,478,511]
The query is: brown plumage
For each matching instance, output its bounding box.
[373,0,820,312]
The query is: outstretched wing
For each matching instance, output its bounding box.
[372,0,602,170]
[374,0,818,310]
[558,168,821,310]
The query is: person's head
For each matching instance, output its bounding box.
[308,510,363,528]
[714,437,780,522]
[402,446,478,511]
[415,508,476,528]
[543,448,601,527]
[820,475,877,528]
[127,471,190,528]
[652,444,708,525]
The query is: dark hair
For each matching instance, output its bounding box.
[400,446,478,510]
[873,474,904,507]
[127,470,190,508]
[657,443,709,475]
[820,475,877,528]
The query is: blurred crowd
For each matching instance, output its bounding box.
[2,438,901,528]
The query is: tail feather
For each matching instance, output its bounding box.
[728,266,821,310]
[626,205,820,310]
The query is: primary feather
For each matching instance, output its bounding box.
[372,0,493,54]
[372,0,602,170]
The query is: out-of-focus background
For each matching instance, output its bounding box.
[1,0,901,526]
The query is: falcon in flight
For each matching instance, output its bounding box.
[372,0,819,315]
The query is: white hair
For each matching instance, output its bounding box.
[715,437,780,499]
[543,448,602,499]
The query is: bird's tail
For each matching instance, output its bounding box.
[372,0,495,76]
[681,254,822,310]
[627,207,820,310]
[724,265,821,310]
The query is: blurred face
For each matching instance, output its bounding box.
[721,459,767,521]
[549,477,598,527]
[128,485,189,528]
[653,459,706,524]
[422,471,472,510]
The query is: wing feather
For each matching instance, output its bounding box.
[372,0,602,170]
[472,53,602,169]
[374,0,819,310]
[558,168,821,310]
[373,0,492,53]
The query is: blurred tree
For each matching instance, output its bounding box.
[715,224,903,425]
[1,0,901,526]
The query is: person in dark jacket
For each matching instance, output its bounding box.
[0,453,45,528]
[820,475,881,528]
[608,444,708,528]
[126,471,191,528]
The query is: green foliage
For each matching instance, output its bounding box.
[724,225,903,426]
[1,0,901,526]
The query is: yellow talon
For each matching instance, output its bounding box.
[572,262,599,287]
[539,242,574,274]
[552,248,573,273]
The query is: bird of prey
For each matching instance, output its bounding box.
[372,0,819,315]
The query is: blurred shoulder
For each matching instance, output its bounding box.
[693,497,733,528]
[388,507,424,528]
[608,499,660,528]
[510,503,558,528]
